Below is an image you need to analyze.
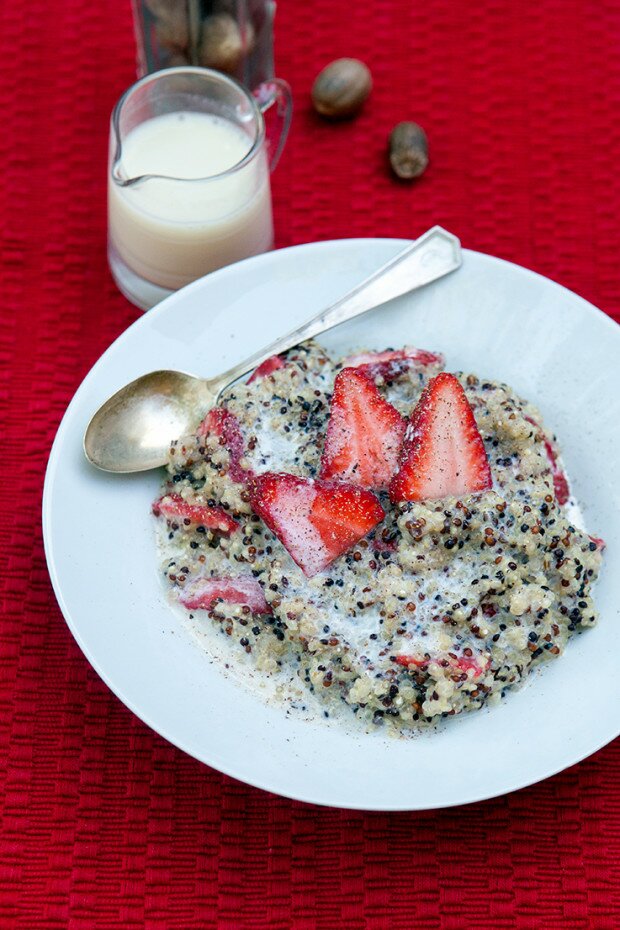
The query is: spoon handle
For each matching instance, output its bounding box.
[207,225,461,399]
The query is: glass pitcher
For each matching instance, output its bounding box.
[108,67,291,310]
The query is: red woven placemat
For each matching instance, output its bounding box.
[1,1,619,926]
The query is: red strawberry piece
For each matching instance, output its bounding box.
[454,653,491,677]
[390,372,492,503]
[542,437,569,505]
[197,407,253,483]
[394,651,490,678]
[152,493,238,533]
[179,576,270,613]
[343,347,444,382]
[552,471,570,506]
[249,473,385,577]
[320,368,406,488]
[247,354,286,383]
[367,534,397,554]
[524,416,570,505]
[588,535,606,552]
[394,655,429,670]
[309,480,385,547]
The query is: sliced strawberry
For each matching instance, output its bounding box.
[390,372,492,503]
[179,576,270,613]
[525,415,570,505]
[455,653,491,677]
[343,347,444,382]
[320,368,406,488]
[394,655,428,669]
[367,534,398,554]
[588,535,606,552]
[309,480,385,547]
[152,493,239,533]
[197,407,253,483]
[543,438,570,505]
[249,473,384,577]
[552,471,570,506]
[247,354,286,383]
[394,651,490,678]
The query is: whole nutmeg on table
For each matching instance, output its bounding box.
[311,58,372,119]
[388,122,429,179]
[199,12,252,73]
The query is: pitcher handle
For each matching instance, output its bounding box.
[253,78,293,172]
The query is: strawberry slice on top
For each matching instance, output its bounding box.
[152,492,239,534]
[394,650,490,679]
[197,407,253,484]
[524,415,570,505]
[390,372,492,502]
[179,576,270,614]
[247,354,286,383]
[320,368,406,489]
[249,473,385,577]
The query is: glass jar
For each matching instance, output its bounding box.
[131,0,275,90]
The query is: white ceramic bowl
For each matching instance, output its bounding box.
[43,239,620,810]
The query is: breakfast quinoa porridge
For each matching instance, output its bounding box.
[152,341,604,731]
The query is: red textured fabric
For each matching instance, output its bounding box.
[1,0,619,926]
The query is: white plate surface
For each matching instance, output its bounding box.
[43,239,620,810]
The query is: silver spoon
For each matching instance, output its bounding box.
[84,226,461,473]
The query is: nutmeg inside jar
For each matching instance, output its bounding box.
[133,0,275,91]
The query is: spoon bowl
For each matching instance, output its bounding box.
[84,370,215,472]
